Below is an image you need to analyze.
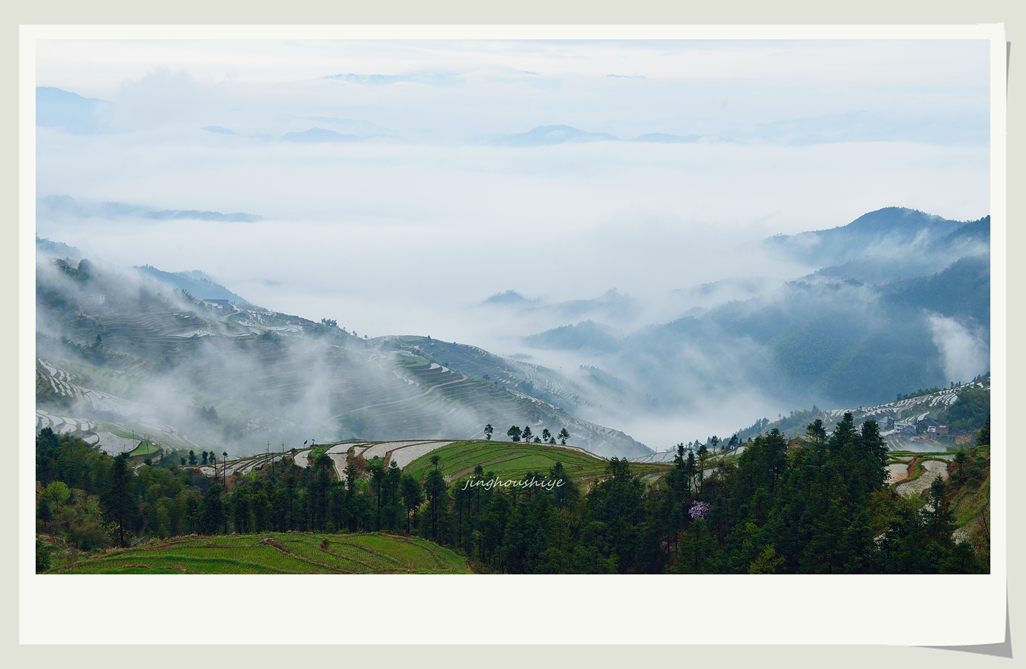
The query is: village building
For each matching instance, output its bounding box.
[202,298,236,315]
[894,421,917,435]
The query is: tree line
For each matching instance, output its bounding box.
[490,423,569,445]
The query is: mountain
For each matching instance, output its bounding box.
[37,195,262,223]
[36,87,114,135]
[280,127,363,143]
[491,125,620,147]
[937,216,990,248]
[763,207,971,268]
[799,213,991,286]
[524,320,622,353]
[36,236,82,261]
[483,290,536,306]
[483,288,641,325]
[35,251,652,459]
[513,207,990,418]
[547,289,640,322]
[134,265,255,306]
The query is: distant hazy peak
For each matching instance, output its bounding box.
[36,87,115,135]
[599,288,630,301]
[280,127,363,143]
[837,207,947,233]
[484,290,535,305]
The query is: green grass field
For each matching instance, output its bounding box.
[127,440,161,456]
[54,532,472,574]
[403,439,671,486]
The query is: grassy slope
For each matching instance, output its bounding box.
[945,441,991,557]
[404,439,670,486]
[54,532,471,574]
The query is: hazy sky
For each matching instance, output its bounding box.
[33,37,992,446]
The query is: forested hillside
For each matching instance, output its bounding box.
[36,413,988,574]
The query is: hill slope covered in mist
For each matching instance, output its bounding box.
[34,246,650,459]
[502,207,990,432]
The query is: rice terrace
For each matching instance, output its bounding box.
[52,532,472,575]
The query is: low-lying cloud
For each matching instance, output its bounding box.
[927,313,990,384]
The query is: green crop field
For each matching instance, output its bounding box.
[53,532,472,574]
[403,440,671,486]
[128,440,161,456]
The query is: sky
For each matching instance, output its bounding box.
[33,36,993,447]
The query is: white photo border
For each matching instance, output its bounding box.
[18,23,1007,647]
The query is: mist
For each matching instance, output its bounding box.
[33,38,991,453]
[927,314,990,384]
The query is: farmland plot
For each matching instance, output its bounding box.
[360,440,432,461]
[896,460,950,499]
[324,443,352,479]
[38,360,157,418]
[403,440,667,487]
[238,454,285,474]
[36,410,97,434]
[388,441,455,470]
[293,449,313,468]
[55,533,472,574]
[94,431,142,455]
[887,462,911,484]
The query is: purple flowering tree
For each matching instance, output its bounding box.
[689,501,709,521]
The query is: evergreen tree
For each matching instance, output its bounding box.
[200,483,226,535]
[103,454,133,547]
[401,474,424,533]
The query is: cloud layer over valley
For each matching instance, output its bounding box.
[34,37,992,451]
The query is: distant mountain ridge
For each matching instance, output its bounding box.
[37,195,262,223]
[484,288,640,325]
[280,127,364,143]
[763,207,977,268]
[492,125,620,147]
[525,320,622,353]
[513,206,990,418]
[491,125,702,147]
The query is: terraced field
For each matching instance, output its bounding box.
[895,459,950,499]
[329,354,514,440]
[403,439,670,486]
[54,532,472,574]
